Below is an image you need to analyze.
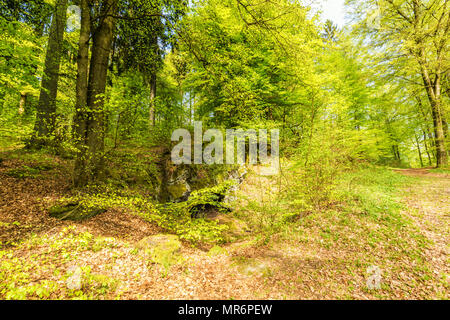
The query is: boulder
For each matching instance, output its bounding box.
[66,266,83,290]
[167,182,191,202]
[136,234,183,268]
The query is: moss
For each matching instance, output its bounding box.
[5,165,41,179]
[187,180,235,218]
[208,245,228,257]
[136,234,183,270]
[48,203,107,221]
[48,192,158,222]
[167,183,189,200]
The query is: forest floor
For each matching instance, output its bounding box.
[0,151,448,300]
[394,168,449,295]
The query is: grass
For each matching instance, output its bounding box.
[430,167,450,174]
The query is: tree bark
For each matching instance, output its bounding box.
[73,0,90,142]
[411,0,448,167]
[31,0,68,146]
[423,131,433,166]
[415,135,424,167]
[149,72,156,127]
[74,0,118,187]
[420,67,448,167]
[73,0,91,185]
[18,92,27,115]
[147,27,159,128]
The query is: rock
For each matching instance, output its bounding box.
[187,181,234,218]
[223,184,238,204]
[136,234,183,268]
[223,166,247,204]
[167,182,191,202]
[66,266,83,290]
[208,245,228,257]
[136,234,181,251]
[228,166,248,183]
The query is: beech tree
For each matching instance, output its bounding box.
[349,0,449,166]
[73,0,118,186]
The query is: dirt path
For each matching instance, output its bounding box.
[396,168,449,296]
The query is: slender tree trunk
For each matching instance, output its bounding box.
[73,0,91,184]
[423,131,432,166]
[31,0,68,146]
[416,96,437,160]
[18,93,27,115]
[0,89,5,115]
[392,144,401,162]
[148,25,159,128]
[74,0,118,187]
[427,91,447,167]
[425,125,436,158]
[415,135,424,167]
[189,92,193,125]
[149,72,156,127]
[72,0,90,139]
[392,145,400,162]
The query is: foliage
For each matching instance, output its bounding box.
[154,181,236,243]
[0,0,448,300]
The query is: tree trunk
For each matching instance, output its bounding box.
[73,0,90,142]
[0,89,5,115]
[31,0,68,146]
[424,125,436,159]
[189,92,193,124]
[73,0,91,184]
[423,131,433,166]
[416,96,437,160]
[18,92,27,115]
[74,0,118,187]
[148,27,159,128]
[149,72,156,127]
[418,52,448,167]
[74,0,90,128]
[415,135,424,167]
[392,144,401,162]
[427,87,448,167]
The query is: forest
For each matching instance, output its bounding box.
[0,0,448,300]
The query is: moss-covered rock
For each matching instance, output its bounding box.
[207,245,228,257]
[48,203,106,221]
[167,183,190,201]
[136,234,183,269]
[187,180,235,218]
